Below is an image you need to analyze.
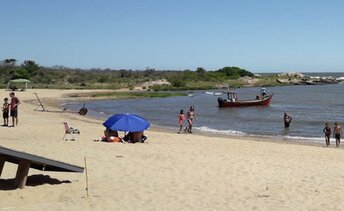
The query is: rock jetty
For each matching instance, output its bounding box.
[276,72,341,85]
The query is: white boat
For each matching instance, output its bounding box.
[205,91,222,96]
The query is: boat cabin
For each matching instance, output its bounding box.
[226,91,238,102]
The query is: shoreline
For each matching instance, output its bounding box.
[51,91,330,148]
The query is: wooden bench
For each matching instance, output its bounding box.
[0,146,84,189]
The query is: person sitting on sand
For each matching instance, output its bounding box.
[123,131,148,143]
[102,128,121,142]
[333,122,342,147]
[323,122,331,147]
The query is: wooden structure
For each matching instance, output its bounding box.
[0,146,84,189]
[6,79,31,91]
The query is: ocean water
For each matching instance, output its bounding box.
[67,83,344,142]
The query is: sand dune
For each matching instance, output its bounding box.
[1,89,344,210]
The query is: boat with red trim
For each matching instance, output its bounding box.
[217,91,273,107]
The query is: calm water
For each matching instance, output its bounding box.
[67,83,344,142]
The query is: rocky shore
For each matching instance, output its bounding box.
[276,72,344,85]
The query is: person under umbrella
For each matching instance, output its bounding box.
[103,113,150,143]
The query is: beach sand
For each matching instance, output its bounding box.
[1,89,344,210]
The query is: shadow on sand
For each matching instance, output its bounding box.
[0,174,71,190]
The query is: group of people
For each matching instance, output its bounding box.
[284,112,342,147]
[178,106,196,134]
[98,128,147,143]
[2,92,20,127]
[323,122,342,147]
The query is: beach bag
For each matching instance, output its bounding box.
[69,127,80,134]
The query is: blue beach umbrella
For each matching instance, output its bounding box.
[103,113,150,132]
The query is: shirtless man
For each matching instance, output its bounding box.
[333,122,342,147]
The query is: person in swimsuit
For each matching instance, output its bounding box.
[283,113,292,128]
[185,106,196,133]
[323,122,331,147]
[333,122,342,147]
[178,109,185,133]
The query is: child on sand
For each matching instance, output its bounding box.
[2,98,9,126]
[178,109,185,133]
[323,122,331,147]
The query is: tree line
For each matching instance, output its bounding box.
[0,58,254,90]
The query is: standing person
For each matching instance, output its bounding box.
[333,122,342,147]
[260,87,267,97]
[177,109,185,133]
[2,98,10,126]
[323,122,331,147]
[186,106,196,133]
[283,113,292,129]
[9,92,20,127]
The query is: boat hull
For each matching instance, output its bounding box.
[217,94,273,107]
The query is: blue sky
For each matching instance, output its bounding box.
[1,0,344,72]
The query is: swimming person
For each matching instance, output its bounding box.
[283,113,292,128]
[333,122,342,147]
[323,122,331,147]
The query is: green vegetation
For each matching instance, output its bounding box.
[253,75,286,87]
[0,58,290,91]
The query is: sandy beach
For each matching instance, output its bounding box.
[1,89,344,210]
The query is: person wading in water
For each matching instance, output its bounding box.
[283,113,292,129]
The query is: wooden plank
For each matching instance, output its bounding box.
[0,146,83,173]
[14,159,31,189]
[0,156,5,177]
